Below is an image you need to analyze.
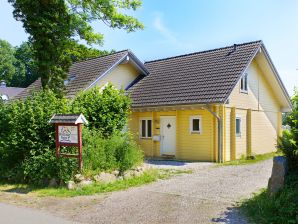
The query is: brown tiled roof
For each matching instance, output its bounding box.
[15,50,129,99]
[129,41,262,108]
[0,87,25,99]
[15,41,263,108]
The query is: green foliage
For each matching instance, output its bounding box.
[0,39,16,83]
[0,90,70,181]
[278,91,298,171]
[8,0,143,94]
[66,42,113,63]
[0,87,138,184]
[72,84,131,137]
[83,129,143,174]
[22,148,77,185]
[11,42,38,87]
[241,173,298,224]
[0,39,113,88]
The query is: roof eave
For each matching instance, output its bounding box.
[131,101,224,110]
[127,51,150,75]
[85,51,148,91]
[260,44,292,110]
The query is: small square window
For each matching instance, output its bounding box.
[190,116,202,133]
[140,118,152,138]
[236,117,241,136]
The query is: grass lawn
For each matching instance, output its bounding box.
[0,168,192,197]
[220,152,277,166]
[240,173,298,224]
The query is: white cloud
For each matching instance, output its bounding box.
[153,13,192,49]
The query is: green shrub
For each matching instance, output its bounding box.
[0,86,139,185]
[0,90,70,181]
[83,129,117,172]
[114,133,143,173]
[278,130,298,171]
[22,148,78,185]
[241,173,298,224]
[72,84,131,137]
[83,129,143,175]
[278,91,298,171]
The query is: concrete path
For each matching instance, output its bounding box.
[0,203,77,224]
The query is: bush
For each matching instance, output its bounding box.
[83,129,143,175]
[278,91,298,171]
[72,84,131,137]
[0,90,70,181]
[22,148,78,185]
[0,86,140,185]
[241,173,298,224]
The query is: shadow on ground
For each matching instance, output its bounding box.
[146,159,187,167]
[211,206,248,224]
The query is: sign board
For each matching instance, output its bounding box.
[58,125,78,144]
[49,114,88,172]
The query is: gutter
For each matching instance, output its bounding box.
[204,105,223,163]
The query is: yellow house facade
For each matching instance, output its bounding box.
[17,41,292,162]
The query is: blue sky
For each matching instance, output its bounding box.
[0,0,297,95]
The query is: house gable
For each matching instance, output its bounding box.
[89,62,142,91]
[226,45,291,113]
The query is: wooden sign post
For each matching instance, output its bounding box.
[49,114,88,172]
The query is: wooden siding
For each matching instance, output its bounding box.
[227,59,282,157]
[129,109,215,161]
[95,63,139,90]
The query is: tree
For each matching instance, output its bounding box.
[8,0,143,95]
[11,42,38,87]
[0,40,16,84]
[66,42,113,63]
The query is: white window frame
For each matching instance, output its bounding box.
[236,116,242,137]
[139,117,152,139]
[240,73,248,93]
[190,116,202,134]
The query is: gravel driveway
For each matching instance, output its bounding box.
[0,159,272,224]
[72,159,272,224]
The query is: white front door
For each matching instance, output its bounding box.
[160,116,176,155]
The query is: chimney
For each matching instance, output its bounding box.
[233,44,237,52]
[0,80,6,88]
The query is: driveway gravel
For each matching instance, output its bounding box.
[73,159,272,224]
[0,159,273,224]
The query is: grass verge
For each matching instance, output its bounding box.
[0,168,192,197]
[220,152,276,166]
[240,173,298,224]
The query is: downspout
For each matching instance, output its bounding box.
[204,105,223,163]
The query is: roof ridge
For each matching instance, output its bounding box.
[73,49,129,64]
[145,40,262,64]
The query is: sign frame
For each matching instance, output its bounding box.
[55,123,83,171]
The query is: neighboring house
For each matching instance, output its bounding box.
[0,80,24,101]
[15,40,292,162]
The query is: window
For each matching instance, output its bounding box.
[140,118,152,138]
[236,117,241,136]
[190,116,202,133]
[240,73,248,93]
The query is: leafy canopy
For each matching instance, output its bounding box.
[8,0,143,94]
[0,39,112,87]
[0,39,16,83]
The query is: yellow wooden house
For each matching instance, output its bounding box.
[17,41,292,162]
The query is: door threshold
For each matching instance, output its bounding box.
[161,154,176,159]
